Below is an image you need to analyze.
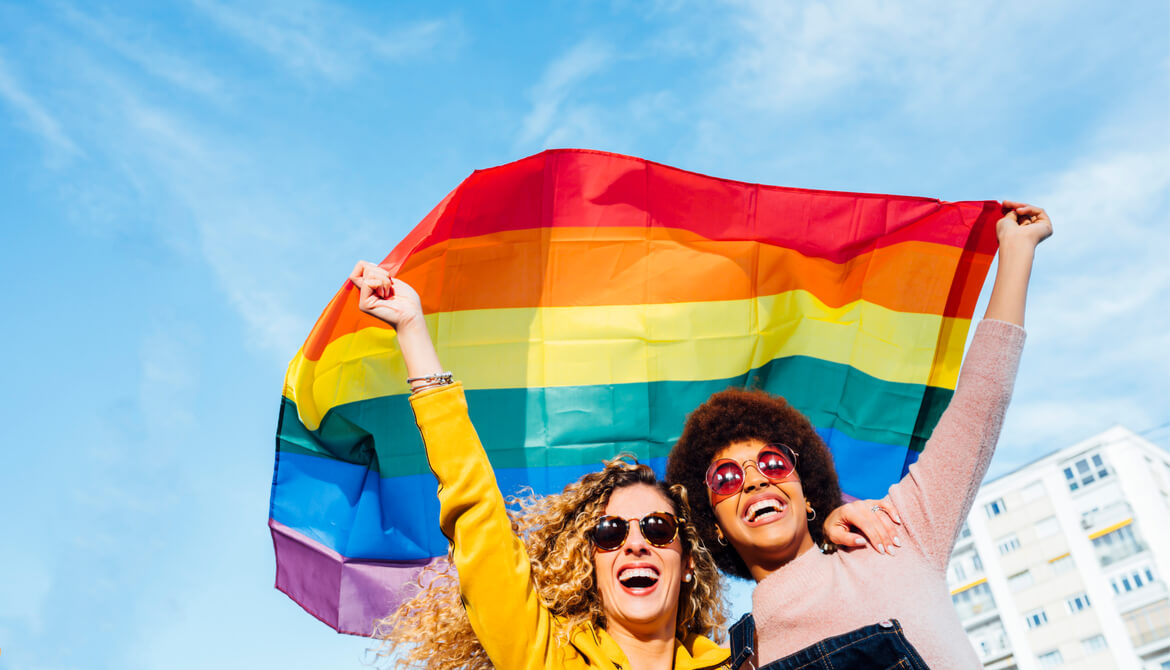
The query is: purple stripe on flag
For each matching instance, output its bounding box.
[270,518,442,635]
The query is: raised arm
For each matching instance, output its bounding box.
[886,203,1051,568]
[352,261,560,668]
[350,261,443,386]
[983,202,1052,326]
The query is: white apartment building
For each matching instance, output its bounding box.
[947,426,1170,670]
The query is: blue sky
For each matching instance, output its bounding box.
[1,2,1167,668]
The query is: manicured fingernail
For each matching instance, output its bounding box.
[854,537,866,546]
[894,536,903,547]
[887,545,896,556]
[877,544,886,554]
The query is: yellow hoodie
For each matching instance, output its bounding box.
[410,382,730,670]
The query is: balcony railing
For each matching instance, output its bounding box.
[955,597,997,621]
[1131,625,1170,648]
[1097,539,1148,567]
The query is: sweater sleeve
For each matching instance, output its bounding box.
[886,319,1026,570]
[410,383,560,669]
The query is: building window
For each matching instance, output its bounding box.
[1092,523,1146,567]
[951,562,967,583]
[1050,554,1075,575]
[958,522,972,541]
[1026,608,1049,628]
[1009,570,1034,592]
[1065,452,1110,491]
[1035,516,1060,538]
[985,498,1008,517]
[1037,649,1063,667]
[1066,592,1092,613]
[1112,565,1159,594]
[998,534,1021,555]
[973,553,983,571]
[1082,635,1107,654]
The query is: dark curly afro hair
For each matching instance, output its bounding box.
[666,387,843,580]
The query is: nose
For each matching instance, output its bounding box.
[741,461,770,493]
[622,521,651,555]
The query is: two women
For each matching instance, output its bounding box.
[351,262,898,670]
[666,202,1052,668]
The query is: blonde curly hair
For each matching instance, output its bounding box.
[373,458,726,669]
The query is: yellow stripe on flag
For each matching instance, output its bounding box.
[286,290,970,431]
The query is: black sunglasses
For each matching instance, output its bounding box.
[590,512,684,552]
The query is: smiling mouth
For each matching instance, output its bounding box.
[744,498,786,523]
[618,566,660,590]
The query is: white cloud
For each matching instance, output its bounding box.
[517,39,614,148]
[10,52,328,357]
[0,51,82,159]
[55,4,227,100]
[986,121,1170,468]
[719,1,957,110]
[191,0,459,82]
[370,19,453,61]
[113,100,323,354]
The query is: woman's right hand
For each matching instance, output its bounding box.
[350,260,424,330]
[351,261,443,385]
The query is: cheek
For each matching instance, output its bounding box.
[783,486,805,508]
[592,558,620,602]
[710,502,739,539]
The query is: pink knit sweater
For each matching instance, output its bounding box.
[751,319,1026,668]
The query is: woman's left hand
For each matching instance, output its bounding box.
[823,496,902,556]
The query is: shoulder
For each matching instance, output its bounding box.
[677,633,732,670]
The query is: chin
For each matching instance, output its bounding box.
[607,588,681,630]
[737,521,807,559]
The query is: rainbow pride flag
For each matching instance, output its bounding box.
[270,149,1000,634]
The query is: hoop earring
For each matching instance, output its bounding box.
[806,506,816,521]
[716,534,728,547]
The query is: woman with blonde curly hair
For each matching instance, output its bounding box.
[349,262,899,670]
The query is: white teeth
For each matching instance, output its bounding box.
[746,499,785,521]
[619,567,659,581]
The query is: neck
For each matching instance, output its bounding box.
[607,621,677,670]
[747,531,817,582]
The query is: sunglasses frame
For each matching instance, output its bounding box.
[590,511,685,552]
[705,444,800,499]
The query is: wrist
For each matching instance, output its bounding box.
[998,236,1038,256]
[996,241,1037,271]
[395,313,429,337]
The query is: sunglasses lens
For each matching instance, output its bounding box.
[592,517,628,551]
[640,513,679,546]
[706,460,745,496]
[758,448,795,480]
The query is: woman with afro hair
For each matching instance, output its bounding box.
[347,262,897,670]
[667,202,1052,669]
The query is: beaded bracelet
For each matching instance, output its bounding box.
[407,371,454,384]
[408,371,454,392]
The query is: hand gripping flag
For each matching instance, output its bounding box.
[270,149,1000,634]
